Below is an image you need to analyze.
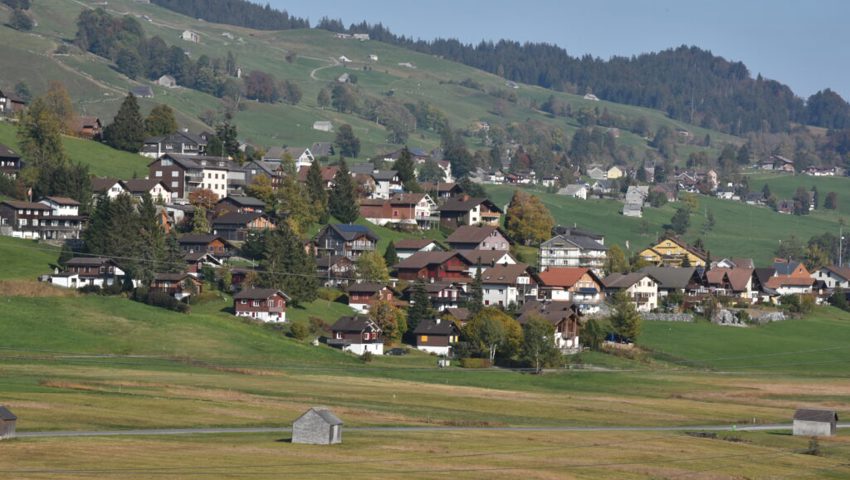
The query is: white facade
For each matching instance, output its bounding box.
[624,277,658,312]
[235,310,286,323]
[98,181,127,201]
[483,277,536,308]
[200,168,228,199]
[39,199,79,217]
[343,342,384,355]
[181,30,200,43]
[814,268,850,289]
[557,334,580,352]
[464,253,516,276]
[417,345,451,356]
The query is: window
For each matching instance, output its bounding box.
[171,181,178,188]
[172,171,178,177]
[155,171,163,177]
[252,300,260,307]
[420,335,428,343]
[240,300,247,305]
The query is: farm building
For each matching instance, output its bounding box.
[292,407,343,445]
[793,409,837,437]
[0,405,16,440]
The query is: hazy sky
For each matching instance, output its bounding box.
[267,0,850,100]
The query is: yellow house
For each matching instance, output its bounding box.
[607,166,624,179]
[640,237,707,267]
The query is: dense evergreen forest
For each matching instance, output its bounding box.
[150,0,309,30]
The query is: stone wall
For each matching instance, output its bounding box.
[641,313,694,323]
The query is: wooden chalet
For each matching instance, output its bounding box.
[234,288,289,323]
[329,315,384,355]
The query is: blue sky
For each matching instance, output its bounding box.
[268,0,850,100]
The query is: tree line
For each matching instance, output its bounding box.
[150,0,309,31]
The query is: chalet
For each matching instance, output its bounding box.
[439,196,502,229]
[445,307,471,324]
[243,160,282,188]
[793,409,837,437]
[393,239,442,260]
[148,154,226,200]
[0,89,26,115]
[456,249,517,276]
[72,116,102,139]
[311,142,335,158]
[234,288,289,323]
[481,263,536,308]
[264,147,314,168]
[639,237,708,267]
[713,258,755,269]
[607,166,624,179]
[212,212,274,242]
[405,281,465,311]
[558,184,588,199]
[315,255,355,287]
[370,170,403,199]
[297,165,338,189]
[420,182,463,199]
[329,315,384,355]
[215,195,266,216]
[602,272,659,312]
[535,268,604,314]
[0,405,15,439]
[518,300,582,352]
[141,132,207,159]
[705,268,755,299]
[157,74,177,88]
[814,265,850,289]
[37,196,84,240]
[0,200,52,239]
[49,257,127,289]
[150,272,203,300]
[178,234,230,257]
[538,234,607,274]
[447,225,510,251]
[414,318,459,356]
[346,283,395,313]
[130,86,154,98]
[394,251,470,282]
[314,224,378,260]
[587,166,606,180]
[292,407,343,445]
[359,193,437,229]
[0,144,22,178]
[183,251,222,275]
[120,179,171,203]
[90,178,128,200]
[638,266,698,298]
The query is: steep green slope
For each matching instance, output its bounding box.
[0,0,740,160]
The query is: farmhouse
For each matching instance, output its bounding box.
[792,409,837,437]
[329,315,384,355]
[234,288,289,323]
[178,234,230,256]
[50,257,128,289]
[346,283,396,313]
[150,272,203,300]
[814,265,850,289]
[0,89,26,115]
[72,116,102,139]
[292,408,343,445]
[414,318,459,356]
[315,255,355,287]
[447,225,510,251]
[518,300,582,352]
[0,406,16,440]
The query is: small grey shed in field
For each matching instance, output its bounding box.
[292,407,342,445]
[793,409,837,436]
[0,406,16,440]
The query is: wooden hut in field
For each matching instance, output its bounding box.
[0,406,17,440]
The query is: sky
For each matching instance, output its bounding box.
[267,0,850,100]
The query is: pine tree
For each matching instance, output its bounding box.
[192,206,210,233]
[609,291,642,343]
[328,158,359,223]
[393,147,419,191]
[406,281,434,339]
[57,243,74,267]
[384,241,399,267]
[466,264,484,315]
[259,224,318,305]
[335,124,360,157]
[305,160,329,223]
[104,93,146,152]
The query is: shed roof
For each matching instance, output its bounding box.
[0,405,16,421]
[793,409,838,422]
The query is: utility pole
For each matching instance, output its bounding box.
[840,226,844,267]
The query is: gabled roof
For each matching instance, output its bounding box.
[638,266,696,290]
[0,405,16,421]
[121,179,169,194]
[793,409,837,423]
[0,143,20,158]
[393,239,439,250]
[234,287,289,300]
[480,263,530,285]
[65,256,116,267]
[347,282,390,294]
[446,225,503,245]
[541,234,606,251]
[518,300,580,326]
[455,249,515,266]
[2,200,51,210]
[765,275,814,289]
[394,251,462,270]
[372,170,399,181]
[44,196,81,206]
[321,224,378,242]
[537,268,600,289]
[773,260,804,276]
[603,272,656,289]
[301,407,343,426]
[440,197,502,213]
[90,177,123,193]
[445,307,470,321]
[331,315,381,333]
[311,142,335,157]
[390,193,428,205]
[212,211,265,226]
[178,233,225,245]
[219,195,265,208]
[420,182,461,193]
[649,236,708,261]
[822,265,850,281]
[413,318,457,335]
[706,268,753,292]
[183,251,221,263]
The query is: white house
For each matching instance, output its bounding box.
[481,263,536,308]
[39,196,79,217]
[91,178,128,201]
[181,30,200,43]
[338,55,352,63]
[157,75,177,88]
[369,54,379,61]
[583,93,600,101]
[814,266,850,289]
[603,272,659,312]
[558,184,588,200]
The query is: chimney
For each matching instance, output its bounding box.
[435,318,441,324]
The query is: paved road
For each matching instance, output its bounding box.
[17,423,850,438]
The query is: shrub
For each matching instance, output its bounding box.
[308,316,330,336]
[289,322,310,340]
[459,357,491,369]
[131,288,190,313]
[316,287,343,302]
[360,351,373,363]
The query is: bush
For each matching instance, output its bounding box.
[289,322,310,340]
[780,294,815,314]
[459,357,491,369]
[316,287,344,302]
[132,288,190,313]
[360,351,373,363]
[78,284,102,294]
[308,316,330,336]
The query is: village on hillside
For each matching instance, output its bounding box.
[2,81,849,367]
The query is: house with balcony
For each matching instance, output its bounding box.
[0,144,22,178]
[538,234,607,274]
[393,251,471,282]
[215,195,266,216]
[313,224,379,260]
[234,288,289,323]
[359,193,438,229]
[37,196,85,241]
[535,267,604,314]
[602,272,659,312]
[178,234,231,257]
[518,300,582,352]
[404,281,466,312]
[447,225,510,251]
[346,283,397,313]
[329,315,384,355]
[150,272,203,300]
[140,131,207,158]
[639,236,708,268]
[48,257,128,289]
[212,212,275,242]
[0,200,52,239]
[481,263,536,308]
[439,196,502,229]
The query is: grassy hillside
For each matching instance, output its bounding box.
[0,0,740,161]
[0,236,58,279]
[0,121,147,178]
[486,184,845,265]
[750,171,850,218]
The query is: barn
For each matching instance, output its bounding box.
[793,409,838,436]
[292,407,342,445]
[0,405,16,440]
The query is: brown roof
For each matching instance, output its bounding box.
[297,165,338,183]
[455,249,514,266]
[537,268,596,288]
[121,179,169,194]
[44,196,81,206]
[2,200,51,210]
[518,300,580,327]
[90,177,122,193]
[234,288,289,300]
[480,263,530,285]
[706,268,753,292]
[765,275,814,289]
[440,196,501,213]
[603,272,656,289]
[420,182,460,193]
[0,144,20,158]
[446,225,501,245]
[445,307,470,321]
[346,282,390,294]
[394,251,462,270]
[390,193,426,205]
[824,265,850,281]
[72,115,100,132]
